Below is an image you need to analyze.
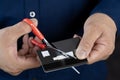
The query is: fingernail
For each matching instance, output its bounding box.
[76,48,88,59]
[73,34,78,38]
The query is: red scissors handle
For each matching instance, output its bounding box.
[23,18,46,49]
[23,18,44,40]
[31,39,46,49]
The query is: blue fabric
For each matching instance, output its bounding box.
[0,61,107,80]
[0,0,119,80]
[91,0,120,34]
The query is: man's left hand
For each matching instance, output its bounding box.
[75,13,117,64]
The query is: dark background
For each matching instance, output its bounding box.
[107,35,120,80]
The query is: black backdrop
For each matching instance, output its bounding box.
[107,35,120,80]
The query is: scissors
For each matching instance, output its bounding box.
[23,18,80,74]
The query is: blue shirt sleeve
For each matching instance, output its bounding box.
[91,0,120,34]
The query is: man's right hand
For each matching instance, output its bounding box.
[0,19,41,76]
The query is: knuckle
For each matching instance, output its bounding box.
[10,68,19,73]
[9,70,21,76]
[9,72,21,76]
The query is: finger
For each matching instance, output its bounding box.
[8,18,38,41]
[27,46,39,57]
[34,36,42,43]
[28,48,37,57]
[20,52,41,69]
[73,34,79,38]
[9,71,22,76]
[73,34,81,38]
[75,26,102,60]
[18,49,26,56]
[23,34,29,47]
[87,37,114,64]
[18,34,29,55]
[34,46,40,51]
[28,37,34,48]
[87,43,107,64]
[25,57,40,69]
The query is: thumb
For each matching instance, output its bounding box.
[9,18,38,40]
[75,26,102,60]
